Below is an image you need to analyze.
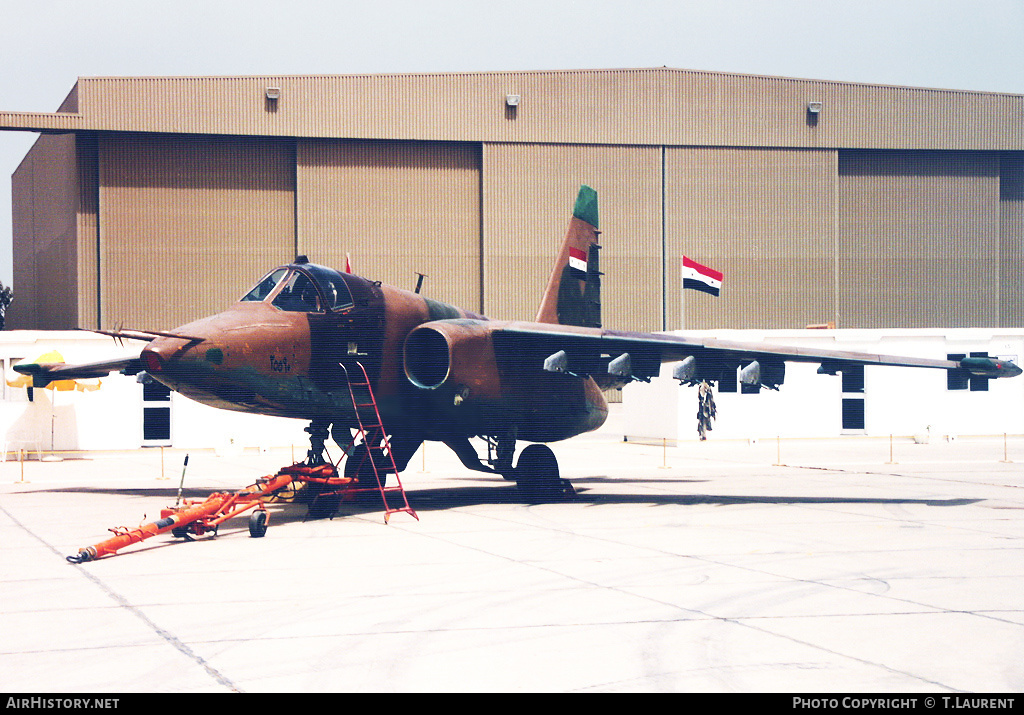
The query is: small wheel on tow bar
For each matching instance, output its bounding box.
[249,510,268,538]
[515,444,571,501]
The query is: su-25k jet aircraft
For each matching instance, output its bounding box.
[16,185,1023,510]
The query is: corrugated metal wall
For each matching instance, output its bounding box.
[97,134,296,329]
[837,150,1001,328]
[8,70,1015,149]
[8,70,1014,151]
[9,152,35,330]
[6,71,1023,335]
[76,134,99,329]
[8,133,81,330]
[297,139,481,311]
[1001,153,1024,327]
[668,147,838,330]
[481,143,662,330]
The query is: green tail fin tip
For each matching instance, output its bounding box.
[572,185,599,229]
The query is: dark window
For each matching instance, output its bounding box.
[143,380,171,402]
[841,365,864,393]
[969,351,990,392]
[947,353,968,390]
[842,398,865,430]
[717,366,737,393]
[143,407,171,441]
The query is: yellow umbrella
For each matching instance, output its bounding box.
[7,351,102,456]
[6,351,102,392]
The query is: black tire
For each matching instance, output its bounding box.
[248,510,268,538]
[515,444,562,499]
[306,491,342,519]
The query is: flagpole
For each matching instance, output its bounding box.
[680,255,685,331]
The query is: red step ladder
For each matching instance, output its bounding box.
[339,361,418,523]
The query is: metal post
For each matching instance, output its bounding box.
[886,434,897,464]
[1002,433,1012,463]
[175,454,190,507]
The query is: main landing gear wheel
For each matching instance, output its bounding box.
[515,444,574,501]
[344,443,389,490]
[305,486,342,520]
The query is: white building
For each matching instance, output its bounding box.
[623,329,1024,443]
[1,331,309,458]
[3,329,1021,457]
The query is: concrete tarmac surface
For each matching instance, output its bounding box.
[3,410,1024,693]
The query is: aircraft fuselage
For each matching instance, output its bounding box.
[139,265,609,445]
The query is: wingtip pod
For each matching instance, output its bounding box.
[11,362,59,389]
[959,356,1023,378]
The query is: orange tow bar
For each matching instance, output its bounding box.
[66,465,349,563]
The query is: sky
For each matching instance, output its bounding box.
[1,0,1022,288]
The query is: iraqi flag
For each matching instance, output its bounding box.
[682,256,723,297]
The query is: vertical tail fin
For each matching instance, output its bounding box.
[535,185,602,328]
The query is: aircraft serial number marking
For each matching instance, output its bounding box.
[270,355,291,373]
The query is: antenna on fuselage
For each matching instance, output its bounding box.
[414,273,427,294]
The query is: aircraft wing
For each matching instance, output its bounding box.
[10,328,205,388]
[493,322,1022,388]
[12,355,144,388]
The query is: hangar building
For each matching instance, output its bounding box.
[1,68,1022,335]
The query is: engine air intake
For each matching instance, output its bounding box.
[404,327,451,389]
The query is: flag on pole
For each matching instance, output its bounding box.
[682,256,723,297]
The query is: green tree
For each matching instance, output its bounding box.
[0,281,12,330]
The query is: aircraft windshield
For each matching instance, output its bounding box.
[272,271,323,312]
[303,264,354,311]
[241,263,354,313]
[241,268,287,302]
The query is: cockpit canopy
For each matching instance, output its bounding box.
[241,263,354,313]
